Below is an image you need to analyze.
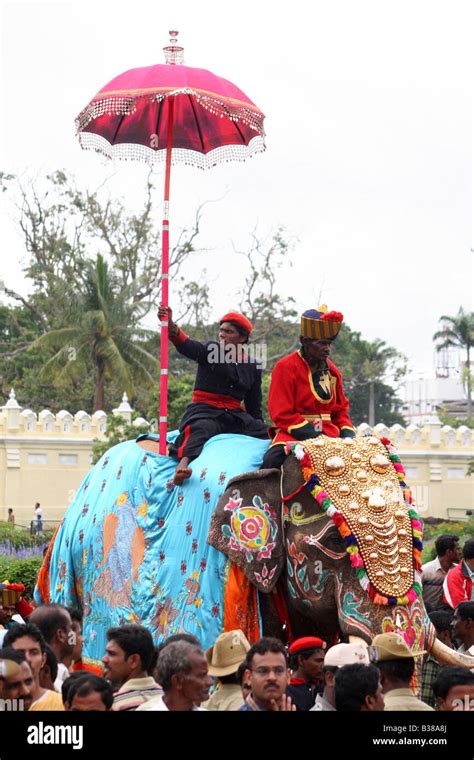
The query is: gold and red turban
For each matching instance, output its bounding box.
[300,304,343,341]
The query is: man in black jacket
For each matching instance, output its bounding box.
[158,305,268,484]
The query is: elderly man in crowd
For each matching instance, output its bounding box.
[0,647,34,711]
[444,538,474,609]
[286,636,326,711]
[3,623,64,710]
[311,642,370,712]
[371,632,433,711]
[433,666,474,711]
[239,637,295,711]
[102,624,162,710]
[137,640,212,711]
[204,629,250,711]
[335,663,385,712]
[29,604,74,690]
[422,534,461,611]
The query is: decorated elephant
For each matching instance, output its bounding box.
[208,435,470,670]
[35,430,467,673]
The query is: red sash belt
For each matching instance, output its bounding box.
[192,390,243,410]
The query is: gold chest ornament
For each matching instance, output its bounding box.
[291,436,417,600]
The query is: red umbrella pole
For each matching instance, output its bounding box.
[159,96,174,455]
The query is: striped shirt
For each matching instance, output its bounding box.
[112,677,163,711]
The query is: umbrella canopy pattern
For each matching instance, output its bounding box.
[76,63,265,168]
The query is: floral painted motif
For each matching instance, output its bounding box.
[253,563,277,588]
[137,502,148,517]
[200,468,207,481]
[218,471,227,485]
[151,595,180,637]
[287,539,310,595]
[221,494,278,563]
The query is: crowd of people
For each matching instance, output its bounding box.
[1,596,473,712]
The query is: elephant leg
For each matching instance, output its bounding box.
[258,590,287,642]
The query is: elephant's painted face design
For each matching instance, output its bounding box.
[222,493,279,564]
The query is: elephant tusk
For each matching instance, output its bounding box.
[430,637,474,669]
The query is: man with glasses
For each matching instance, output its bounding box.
[239,637,295,711]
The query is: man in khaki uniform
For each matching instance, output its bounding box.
[370,632,434,711]
[203,629,250,711]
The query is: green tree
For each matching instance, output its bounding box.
[433,307,474,421]
[31,255,158,411]
[333,327,406,426]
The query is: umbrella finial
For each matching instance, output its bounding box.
[163,30,184,65]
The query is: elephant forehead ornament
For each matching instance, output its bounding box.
[288,436,423,605]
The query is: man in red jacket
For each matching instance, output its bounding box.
[262,306,356,469]
[443,538,474,609]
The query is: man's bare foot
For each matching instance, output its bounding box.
[173,467,192,485]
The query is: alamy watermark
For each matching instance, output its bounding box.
[207,342,267,370]
[0,697,25,711]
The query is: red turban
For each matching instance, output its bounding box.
[219,312,253,335]
[289,636,326,654]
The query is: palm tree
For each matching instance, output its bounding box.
[32,255,158,411]
[434,308,474,421]
[361,339,403,426]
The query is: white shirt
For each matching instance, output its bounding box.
[54,662,70,692]
[421,557,442,574]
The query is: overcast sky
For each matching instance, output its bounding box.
[0,0,472,380]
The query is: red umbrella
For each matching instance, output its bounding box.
[75,32,266,454]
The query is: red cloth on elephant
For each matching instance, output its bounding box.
[268,351,355,446]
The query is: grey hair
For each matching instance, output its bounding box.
[157,641,202,691]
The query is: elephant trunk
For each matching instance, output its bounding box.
[430,637,474,669]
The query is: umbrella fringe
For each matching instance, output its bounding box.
[77,132,266,169]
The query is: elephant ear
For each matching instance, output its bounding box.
[208,468,285,593]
